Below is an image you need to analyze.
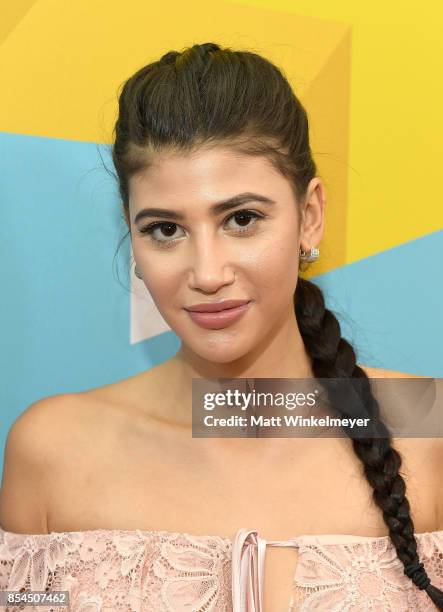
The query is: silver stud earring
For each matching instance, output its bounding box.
[299,246,320,262]
[134,265,143,279]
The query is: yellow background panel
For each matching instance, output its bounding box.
[0,0,38,44]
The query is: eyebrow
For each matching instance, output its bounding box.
[133,192,277,224]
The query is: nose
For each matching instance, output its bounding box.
[187,232,235,292]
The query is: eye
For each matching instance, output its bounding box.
[137,209,265,246]
[138,221,185,244]
[224,210,263,233]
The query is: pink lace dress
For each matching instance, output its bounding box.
[0,526,442,611]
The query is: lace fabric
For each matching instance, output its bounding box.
[0,526,442,611]
[289,531,443,611]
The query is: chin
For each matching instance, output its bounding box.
[181,335,249,365]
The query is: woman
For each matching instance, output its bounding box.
[0,42,442,611]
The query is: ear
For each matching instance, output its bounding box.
[299,177,325,251]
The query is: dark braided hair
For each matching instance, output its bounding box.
[110,41,443,608]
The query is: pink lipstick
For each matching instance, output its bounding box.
[184,299,251,330]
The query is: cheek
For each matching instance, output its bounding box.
[134,252,180,305]
[247,240,300,294]
[142,270,179,304]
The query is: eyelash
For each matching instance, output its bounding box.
[137,210,265,247]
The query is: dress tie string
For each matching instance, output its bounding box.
[231,528,299,612]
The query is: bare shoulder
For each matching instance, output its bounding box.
[0,393,90,533]
[358,364,427,378]
[0,387,140,534]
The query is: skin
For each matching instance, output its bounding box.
[0,144,441,611]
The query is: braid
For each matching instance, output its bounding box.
[295,277,443,610]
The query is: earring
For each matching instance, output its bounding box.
[299,246,320,262]
[134,265,143,279]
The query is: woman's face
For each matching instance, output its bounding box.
[128,145,324,364]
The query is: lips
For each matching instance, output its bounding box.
[184,299,250,313]
[184,300,252,329]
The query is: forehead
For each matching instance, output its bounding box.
[128,146,291,208]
